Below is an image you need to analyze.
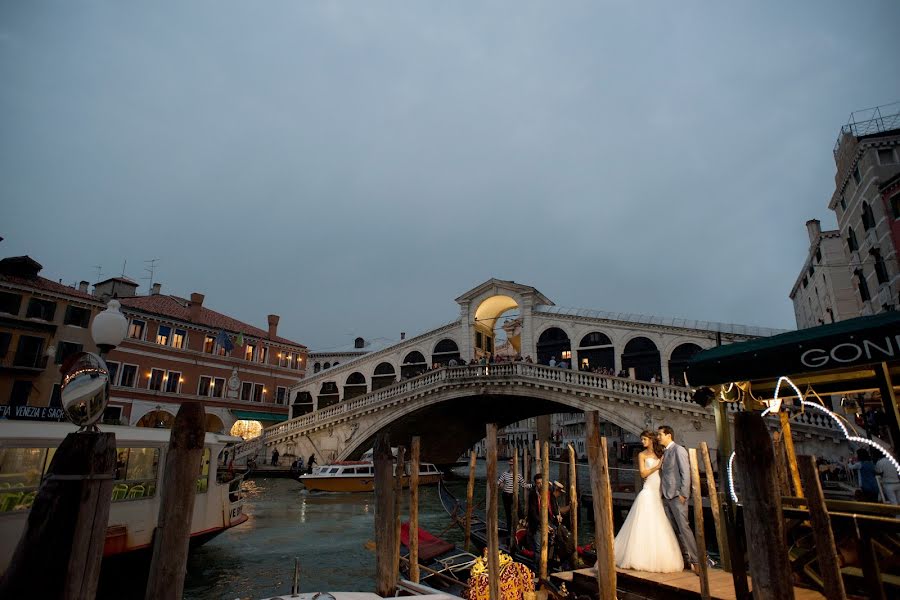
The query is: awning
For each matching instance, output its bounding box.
[231,410,288,423]
[685,311,900,390]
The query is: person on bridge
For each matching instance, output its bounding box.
[497,458,526,536]
[548,356,557,368]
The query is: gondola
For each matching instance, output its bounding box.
[399,522,478,597]
[436,480,596,573]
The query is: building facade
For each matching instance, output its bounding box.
[789,219,860,329]
[828,103,900,314]
[0,256,104,419]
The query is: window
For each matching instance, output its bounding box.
[156,325,171,346]
[55,341,83,365]
[856,269,870,302]
[119,364,138,388]
[196,448,210,494]
[129,319,146,340]
[862,202,875,231]
[245,343,256,361]
[848,227,859,252]
[63,305,91,328]
[253,383,264,403]
[164,371,181,393]
[8,380,32,407]
[873,250,889,284]
[241,381,252,401]
[112,447,160,502]
[26,298,56,321]
[0,292,22,315]
[103,406,123,425]
[171,328,186,349]
[203,335,216,354]
[892,195,900,220]
[808,265,814,277]
[198,376,212,396]
[0,332,11,360]
[0,447,50,510]
[148,368,165,391]
[802,276,808,288]
[314,362,321,373]
[852,164,861,185]
[878,148,896,165]
[292,354,301,369]
[815,248,822,263]
[839,195,847,211]
[13,335,44,368]
[106,361,120,385]
[276,386,287,405]
[258,346,268,364]
[212,377,225,398]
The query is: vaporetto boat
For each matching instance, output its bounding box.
[0,421,248,573]
[299,455,443,493]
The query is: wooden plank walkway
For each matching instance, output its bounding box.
[552,566,826,600]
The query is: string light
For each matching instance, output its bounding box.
[727,375,900,504]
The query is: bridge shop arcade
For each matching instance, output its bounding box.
[685,310,900,600]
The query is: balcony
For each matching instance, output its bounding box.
[0,352,49,372]
[834,101,900,158]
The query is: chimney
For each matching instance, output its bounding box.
[805,219,821,245]
[400,332,406,340]
[150,282,162,296]
[267,314,280,339]
[78,281,89,293]
[189,292,204,322]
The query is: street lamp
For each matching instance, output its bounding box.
[91,299,128,356]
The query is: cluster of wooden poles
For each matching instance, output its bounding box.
[373,411,736,600]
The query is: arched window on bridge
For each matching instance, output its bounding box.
[668,343,703,386]
[136,409,175,429]
[323,362,331,370]
[577,331,614,372]
[537,327,571,366]
[313,362,321,373]
[621,337,661,382]
[372,362,396,391]
[317,381,340,409]
[344,372,367,400]
[292,391,314,418]
[432,339,461,366]
[401,351,428,379]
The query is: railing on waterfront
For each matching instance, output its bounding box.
[233,362,838,459]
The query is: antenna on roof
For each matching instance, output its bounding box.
[143,258,159,289]
[93,265,103,283]
[120,259,127,277]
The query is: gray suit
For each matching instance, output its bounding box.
[660,442,698,565]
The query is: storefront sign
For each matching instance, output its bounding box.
[0,405,67,421]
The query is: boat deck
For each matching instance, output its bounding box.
[552,566,826,600]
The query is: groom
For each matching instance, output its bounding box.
[657,425,699,575]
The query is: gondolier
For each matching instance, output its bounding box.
[497,458,525,535]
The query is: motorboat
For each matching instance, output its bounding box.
[299,452,443,493]
[0,421,247,574]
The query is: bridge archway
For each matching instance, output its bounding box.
[537,327,571,366]
[577,331,614,372]
[432,339,461,366]
[401,351,428,379]
[473,294,520,359]
[344,372,367,400]
[668,343,703,386]
[317,381,340,409]
[621,337,661,381]
[372,362,397,391]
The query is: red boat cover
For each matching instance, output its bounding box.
[400,522,455,562]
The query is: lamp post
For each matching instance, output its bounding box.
[92,299,128,357]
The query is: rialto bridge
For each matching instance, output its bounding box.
[236,280,846,465]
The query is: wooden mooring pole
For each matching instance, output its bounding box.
[689,448,711,600]
[0,431,116,599]
[797,455,847,600]
[393,445,406,582]
[699,442,725,571]
[734,412,793,600]
[374,432,397,597]
[512,448,519,549]
[145,401,206,600]
[486,424,501,600]
[409,436,421,583]
[540,441,550,580]
[465,450,476,553]
[585,411,616,600]
[779,411,804,498]
[523,447,530,525]
[568,444,578,552]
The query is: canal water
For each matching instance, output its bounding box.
[98,460,597,599]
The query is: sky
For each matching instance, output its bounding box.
[2,1,899,350]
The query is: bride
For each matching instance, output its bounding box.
[614,430,684,572]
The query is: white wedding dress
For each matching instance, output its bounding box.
[614,456,684,572]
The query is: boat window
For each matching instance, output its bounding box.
[196,448,210,494]
[0,447,49,512]
[329,467,340,474]
[112,447,160,502]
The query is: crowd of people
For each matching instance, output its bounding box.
[816,447,900,504]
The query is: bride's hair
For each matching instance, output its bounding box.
[640,430,665,458]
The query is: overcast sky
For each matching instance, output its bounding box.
[2,1,899,350]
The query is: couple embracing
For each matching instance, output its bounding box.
[614,425,699,575]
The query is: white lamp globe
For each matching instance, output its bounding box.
[92,299,128,353]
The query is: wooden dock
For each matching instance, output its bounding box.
[552,566,826,600]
